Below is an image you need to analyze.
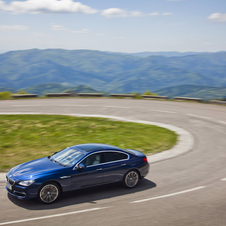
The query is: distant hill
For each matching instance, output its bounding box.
[129,52,208,58]
[0,49,226,93]
[155,85,226,100]
[0,87,17,93]
[24,83,67,96]
[64,85,103,94]
[24,83,103,96]
[0,83,103,96]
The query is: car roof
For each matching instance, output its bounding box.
[72,143,123,153]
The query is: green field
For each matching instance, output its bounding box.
[0,115,177,172]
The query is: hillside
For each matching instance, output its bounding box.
[0,83,102,96]
[24,83,102,96]
[129,52,208,58]
[0,49,226,93]
[155,85,226,100]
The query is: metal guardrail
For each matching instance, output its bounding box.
[142,95,168,100]
[11,94,38,98]
[77,93,103,97]
[45,93,71,97]
[174,97,203,102]
[9,93,226,106]
[110,94,135,98]
[208,100,226,105]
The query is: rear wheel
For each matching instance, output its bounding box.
[38,182,60,204]
[123,170,139,188]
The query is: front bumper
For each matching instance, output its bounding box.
[6,184,39,200]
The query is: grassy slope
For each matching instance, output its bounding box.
[0,115,177,172]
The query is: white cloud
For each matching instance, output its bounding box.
[148,12,172,16]
[130,11,143,17]
[208,13,226,22]
[32,32,49,37]
[0,0,172,19]
[51,25,88,33]
[101,8,142,18]
[0,25,28,31]
[51,25,66,30]
[163,12,173,16]
[149,12,159,16]
[0,0,97,14]
[101,8,127,17]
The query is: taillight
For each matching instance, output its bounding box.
[143,157,148,163]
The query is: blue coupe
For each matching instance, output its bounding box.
[6,143,149,204]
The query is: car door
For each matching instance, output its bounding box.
[101,151,129,184]
[71,153,103,190]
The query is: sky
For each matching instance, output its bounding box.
[0,0,226,54]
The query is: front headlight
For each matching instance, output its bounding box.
[18,179,35,186]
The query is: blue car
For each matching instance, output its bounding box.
[6,143,149,204]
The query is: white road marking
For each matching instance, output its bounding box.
[0,112,41,115]
[61,105,128,109]
[153,110,176,114]
[187,114,212,120]
[0,207,111,225]
[104,106,129,109]
[61,105,90,107]
[130,186,205,204]
[221,178,226,181]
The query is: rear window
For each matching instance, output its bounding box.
[125,149,145,157]
[75,144,104,152]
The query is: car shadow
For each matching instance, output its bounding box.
[8,179,156,210]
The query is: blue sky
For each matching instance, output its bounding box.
[0,0,226,53]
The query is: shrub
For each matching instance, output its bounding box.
[0,91,12,99]
[132,93,142,99]
[17,89,28,94]
[143,90,157,96]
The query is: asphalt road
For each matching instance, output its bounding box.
[0,98,226,226]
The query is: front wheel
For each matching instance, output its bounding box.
[38,182,60,204]
[123,170,139,188]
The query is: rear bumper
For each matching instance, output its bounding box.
[139,163,149,178]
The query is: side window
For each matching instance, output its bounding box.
[81,153,102,166]
[118,152,128,160]
[103,152,128,163]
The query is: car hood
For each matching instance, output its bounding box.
[8,157,65,180]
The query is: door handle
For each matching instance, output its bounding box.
[96,168,102,171]
[60,176,71,179]
[121,164,126,166]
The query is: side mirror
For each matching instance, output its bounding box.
[77,163,86,170]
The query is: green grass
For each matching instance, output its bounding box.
[0,115,177,172]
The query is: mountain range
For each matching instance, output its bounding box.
[0,49,226,95]
[156,85,226,100]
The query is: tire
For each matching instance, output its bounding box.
[38,182,60,204]
[123,170,139,188]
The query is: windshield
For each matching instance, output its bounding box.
[50,147,85,167]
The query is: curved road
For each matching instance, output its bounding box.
[0,98,226,226]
